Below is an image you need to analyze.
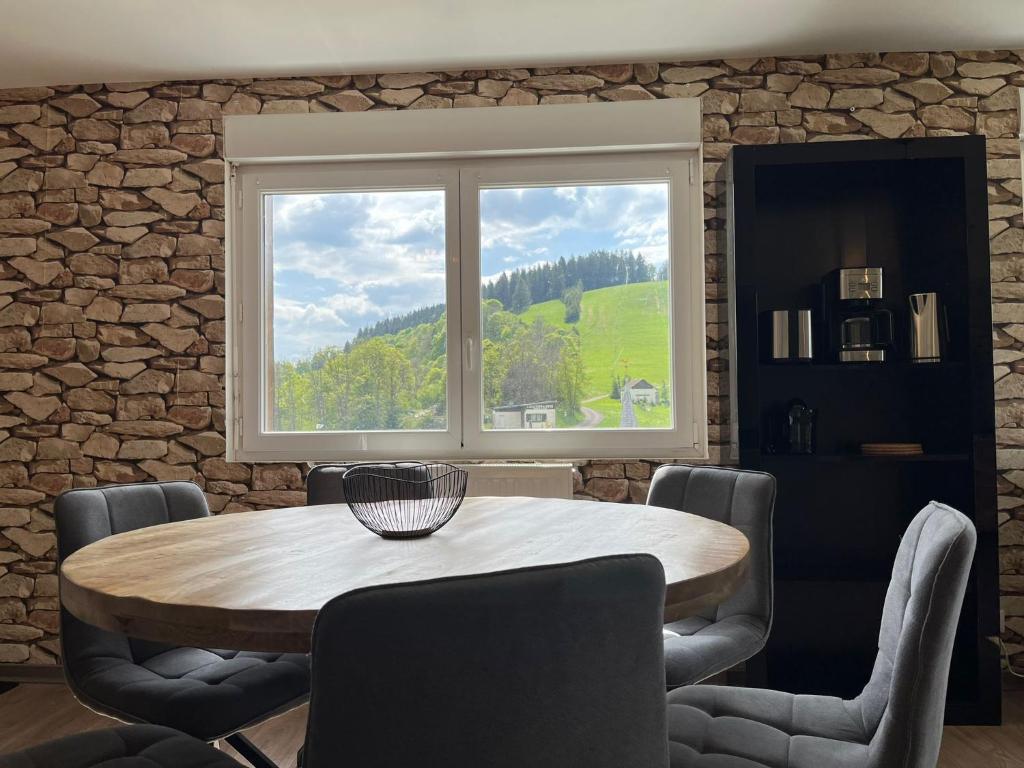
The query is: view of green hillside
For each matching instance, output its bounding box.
[271,250,673,432]
[521,281,672,428]
[522,282,670,395]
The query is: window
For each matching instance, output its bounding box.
[227,102,705,461]
[267,187,450,434]
[477,181,670,433]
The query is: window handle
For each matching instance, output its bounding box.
[464,337,475,372]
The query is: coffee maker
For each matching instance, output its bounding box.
[823,267,894,362]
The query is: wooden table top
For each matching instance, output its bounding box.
[60,495,750,653]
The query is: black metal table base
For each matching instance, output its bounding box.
[225,733,278,768]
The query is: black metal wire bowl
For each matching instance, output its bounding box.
[341,462,468,539]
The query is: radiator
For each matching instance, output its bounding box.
[457,463,574,499]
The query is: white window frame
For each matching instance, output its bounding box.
[225,100,706,462]
[234,163,464,461]
[459,153,705,459]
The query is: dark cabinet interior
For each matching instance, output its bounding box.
[727,136,1000,724]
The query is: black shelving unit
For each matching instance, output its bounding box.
[727,136,1000,725]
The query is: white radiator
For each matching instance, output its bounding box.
[458,463,574,499]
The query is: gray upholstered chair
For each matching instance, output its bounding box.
[306,462,431,505]
[667,501,976,768]
[647,464,776,688]
[55,481,310,768]
[0,725,243,768]
[301,554,671,768]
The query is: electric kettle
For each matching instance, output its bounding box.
[908,292,947,363]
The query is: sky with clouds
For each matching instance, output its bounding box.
[270,182,669,361]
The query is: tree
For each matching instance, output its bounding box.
[417,365,447,414]
[510,273,532,313]
[551,264,566,299]
[355,302,445,341]
[555,332,587,418]
[273,361,312,432]
[493,272,511,308]
[347,338,414,430]
[562,281,582,323]
[482,338,509,411]
[498,318,563,406]
[610,375,621,400]
[481,249,661,309]
[321,349,354,430]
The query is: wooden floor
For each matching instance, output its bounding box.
[0,683,307,768]
[0,681,1022,766]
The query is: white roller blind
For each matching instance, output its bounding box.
[223,98,701,164]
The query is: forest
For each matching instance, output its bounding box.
[482,249,664,311]
[271,250,659,432]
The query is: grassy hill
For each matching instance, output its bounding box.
[272,279,673,433]
[521,280,672,429]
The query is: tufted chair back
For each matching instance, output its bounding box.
[55,482,211,678]
[303,554,670,768]
[860,502,976,767]
[305,462,432,505]
[647,464,775,626]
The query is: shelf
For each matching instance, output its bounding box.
[775,575,892,586]
[757,452,969,464]
[759,360,968,372]
[731,138,999,723]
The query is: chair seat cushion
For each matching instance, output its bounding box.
[663,615,768,687]
[0,725,241,768]
[667,685,871,768]
[70,647,310,741]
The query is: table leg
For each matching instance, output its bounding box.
[225,732,279,768]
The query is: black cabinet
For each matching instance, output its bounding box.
[727,136,1000,724]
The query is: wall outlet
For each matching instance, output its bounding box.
[1001,608,1006,634]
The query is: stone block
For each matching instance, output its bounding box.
[585,478,629,502]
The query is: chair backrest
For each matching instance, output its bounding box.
[858,502,976,768]
[306,462,432,505]
[55,482,211,677]
[646,464,775,625]
[302,554,670,768]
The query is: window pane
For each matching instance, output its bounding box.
[479,182,672,431]
[266,190,448,432]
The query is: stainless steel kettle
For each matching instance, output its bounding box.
[908,292,947,363]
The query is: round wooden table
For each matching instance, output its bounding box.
[60,495,750,653]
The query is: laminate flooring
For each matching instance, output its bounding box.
[0,681,1020,767]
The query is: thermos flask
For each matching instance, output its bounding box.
[769,309,813,361]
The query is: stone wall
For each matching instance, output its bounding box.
[0,51,1020,669]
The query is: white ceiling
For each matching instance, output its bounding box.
[1,0,1023,89]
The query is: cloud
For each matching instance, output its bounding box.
[271,298,349,360]
[270,190,446,284]
[272,194,328,229]
[269,190,448,359]
[480,182,670,280]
